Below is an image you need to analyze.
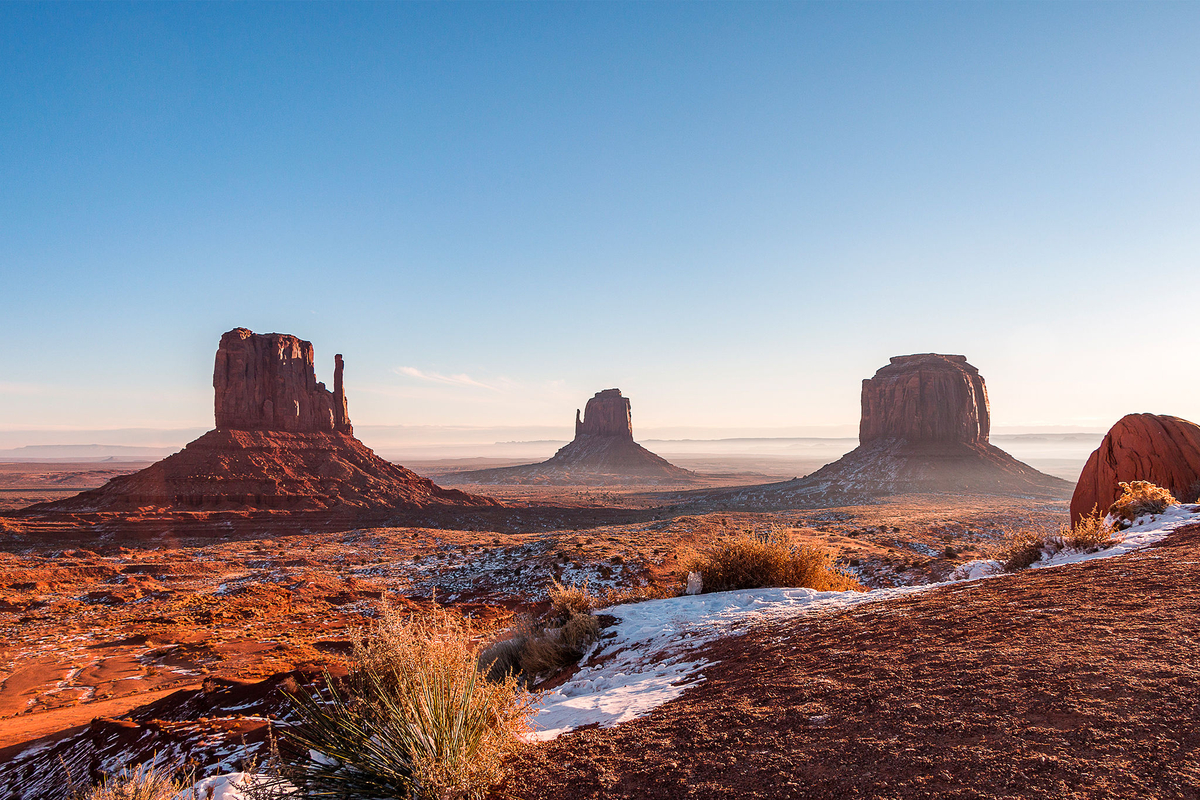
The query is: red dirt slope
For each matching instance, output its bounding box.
[23,430,497,512]
[507,525,1200,799]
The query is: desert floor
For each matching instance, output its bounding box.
[5,459,1159,798]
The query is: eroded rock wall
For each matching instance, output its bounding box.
[214,328,351,434]
[860,354,990,445]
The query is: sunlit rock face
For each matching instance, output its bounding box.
[1071,413,1200,523]
[214,328,351,434]
[859,354,990,445]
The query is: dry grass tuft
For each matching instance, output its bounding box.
[1109,480,1177,522]
[479,579,605,685]
[546,578,595,623]
[687,528,863,593]
[74,762,181,800]
[281,602,533,800]
[996,511,1119,573]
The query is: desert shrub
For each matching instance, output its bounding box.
[479,592,602,685]
[1109,480,1178,522]
[687,528,863,593]
[281,603,533,800]
[546,578,595,623]
[997,512,1118,573]
[597,583,673,607]
[1068,509,1119,549]
[73,762,181,800]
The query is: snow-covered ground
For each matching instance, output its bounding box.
[532,504,1200,740]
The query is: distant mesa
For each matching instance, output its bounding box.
[686,354,1070,508]
[24,329,497,513]
[1070,413,1200,524]
[450,389,696,485]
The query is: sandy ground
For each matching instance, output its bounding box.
[0,489,1066,760]
[505,525,1200,799]
[0,462,151,510]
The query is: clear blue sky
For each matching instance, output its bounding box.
[2,2,1198,444]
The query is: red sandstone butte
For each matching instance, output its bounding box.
[687,354,1069,508]
[451,389,695,485]
[23,329,497,513]
[1070,413,1200,523]
[859,354,990,445]
[214,328,352,434]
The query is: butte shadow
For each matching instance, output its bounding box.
[448,389,697,486]
[675,353,1071,510]
[18,328,499,516]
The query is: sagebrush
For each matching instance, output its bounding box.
[73,762,181,800]
[997,511,1118,572]
[686,528,862,593]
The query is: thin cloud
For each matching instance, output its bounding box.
[394,367,498,391]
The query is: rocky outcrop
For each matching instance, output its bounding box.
[575,389,633,438]
[27,329,496,513]
[679,354,1069,509]
[214,328,351,434]
[451,389,696,485]
[36,429,493,512]
[860,354,989,444]
[1070,414,1200,523]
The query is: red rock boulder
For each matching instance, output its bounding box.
[1070,414,1200,523]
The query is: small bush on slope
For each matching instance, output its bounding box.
[480,580,601,685]
[1109,480,1178,523]
[278,603,533,800]
[997,511,1119,573]
[687,528,863,593]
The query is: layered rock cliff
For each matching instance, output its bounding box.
[451,389,695,485]
[680,354,1069,509]
[860,354,989,444]
[27,329,496,513]
[214,328,351,434]
[1070,414,1200,523]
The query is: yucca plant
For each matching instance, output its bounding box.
[279,605,532,800]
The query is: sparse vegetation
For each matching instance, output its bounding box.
[73,762,182,800]
[277,602,533,800]
[1108,480,1178,523]
[686,528,863,593]
[480,580,602,684]
[997,511,1119,573]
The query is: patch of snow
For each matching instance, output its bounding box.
[1036,504,1200,569]
[533,504,1200,740]
[176,772,294,800]
[532,583,927,740]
